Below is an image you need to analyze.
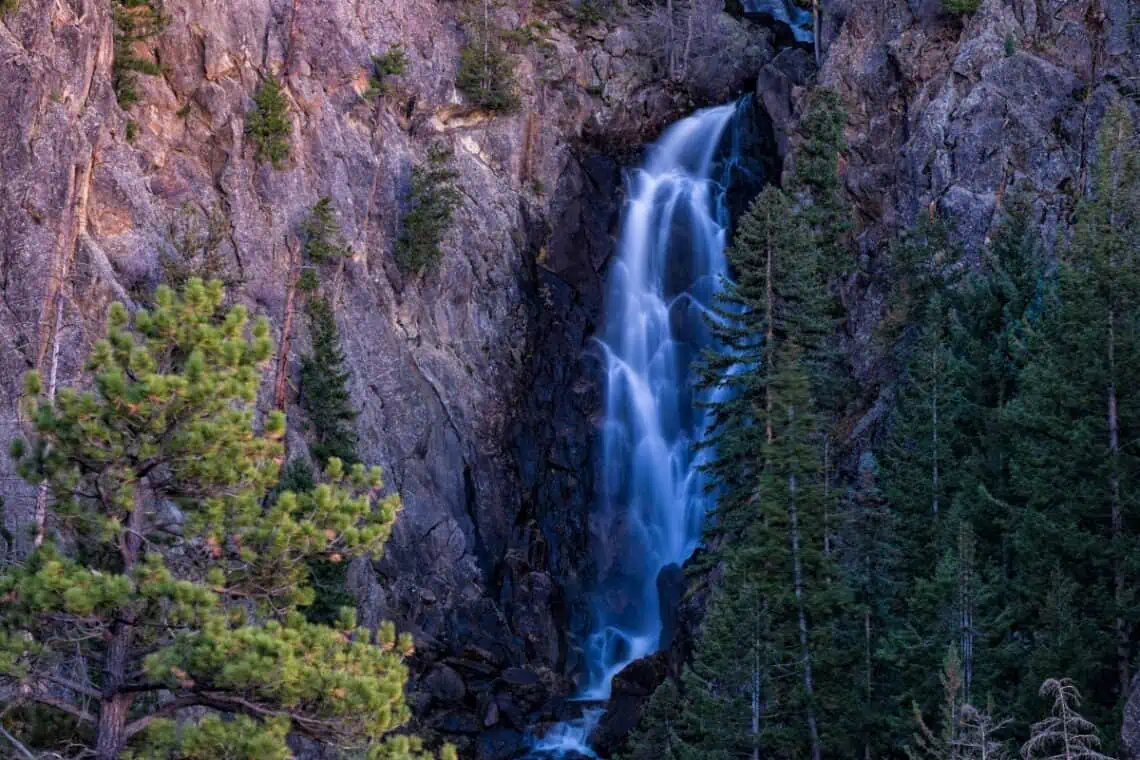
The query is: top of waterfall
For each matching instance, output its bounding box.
[642,103,738,180]
[740,0,814,43]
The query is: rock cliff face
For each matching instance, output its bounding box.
[815,0,1139,404]
[4,0,1140,752]
[0,0,772,751]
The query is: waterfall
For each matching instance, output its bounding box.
[529,98,762,757]
[740,0,814,43]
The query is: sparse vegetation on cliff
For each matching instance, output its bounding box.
[366,44,409,98]
[456,0,520,113]
[246,79,292,167]
[303,197,352,262]
[942,0,980,14]
[397,147,462,276]
[112,0,168,108]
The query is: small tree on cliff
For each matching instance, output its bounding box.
[0,280,450,760]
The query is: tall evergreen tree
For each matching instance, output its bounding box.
[0,281,448,760]
[300,296,360,466]
[1003,103,1140,733]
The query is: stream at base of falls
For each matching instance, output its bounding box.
[524,96,770,758]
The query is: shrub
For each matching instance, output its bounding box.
[303,197,351,261]
[160,204,243,292]
[246,79,292,167]
[942,0,980,14]
[125,120,138,143]
[112,0,168,108]
[1,0,19,16]
[297,268,320,292]
[1004,34,1016,56]
[456,35,520,112]
[397,147,462,276]
[366,44,409,99]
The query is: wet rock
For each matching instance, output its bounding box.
[424,664,467,704]
[655,563,685,651]
[476,728,526,760]
[439,712,481,735]
[502,666,540,686]
[610,652,669,698]
[483,696,501,727]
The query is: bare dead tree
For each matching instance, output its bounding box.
[1021,679,1113,760]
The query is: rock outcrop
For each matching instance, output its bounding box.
[0,0,774,752]
[818,0,1139,390]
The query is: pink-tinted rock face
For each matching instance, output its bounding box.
[4,0,1136,751]
[0,0,771,751]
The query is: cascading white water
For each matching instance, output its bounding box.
[530,100,749,757]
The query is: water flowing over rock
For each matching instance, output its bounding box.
[527,96,773,757]
[742,0,815,43]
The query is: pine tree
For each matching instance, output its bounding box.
[300,296,359,466]
[303,197,351,262]
[959,703,1012,760]
[456,0,519,113]
[838,451,901,759]
[906,647,966,760]
[679,552,776,760]
[0,280,448,760]
[1021,679,1112,760]
[620,678,688,760]
[397,147,462,276]
[696,186,826,554]
[112,0,168,108]
[246,79,292,167]
[1003,103,1140,733]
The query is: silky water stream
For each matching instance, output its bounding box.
[527,97,769,758]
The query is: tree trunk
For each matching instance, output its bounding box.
[931,346,940,515]
[959,523,974,702]
[95,486,145,759]
[788,452,822,760]
[95,636,132,760]
[1108,309,1129,698]
[752,626,761,760]
[765,220,774,446]
[33,295,64,548]
[864,604,872,760]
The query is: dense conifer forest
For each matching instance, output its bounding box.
[621,95,1140,759]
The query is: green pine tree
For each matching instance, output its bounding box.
[692,182,856,759]
[112,0,168,108]
[303,197,351,262]
[1002,102,1140,737]
[678,553,776,760]
[246,79,292,167]
[696,186,827,556]
[300,296,359,466]
[0,280,449,760]
[396,147,462,276]
[620,677,688,760]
